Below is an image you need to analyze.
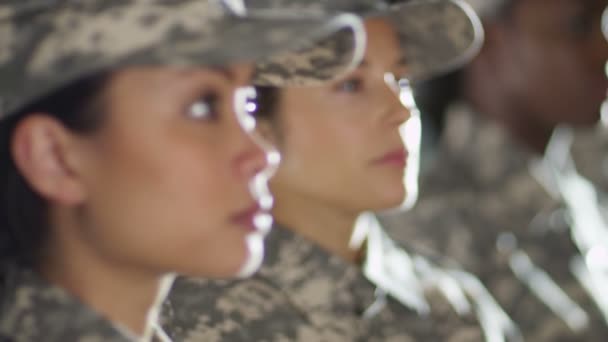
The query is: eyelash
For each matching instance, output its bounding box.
[186,93,219,121]
[336,78,363,93]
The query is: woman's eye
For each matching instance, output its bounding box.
[186,94,218,120]
[336,78,363,93]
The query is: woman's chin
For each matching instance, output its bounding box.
[366,187,407,212]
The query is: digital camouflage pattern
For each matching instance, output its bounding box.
[0,1,365,340]
[380,106,608,341]
[0,263,168,342]
[0,0,363,118]
[249,0,484,83]
[162,227,484,342]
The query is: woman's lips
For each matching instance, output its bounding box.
[373,148,409,168]
[232,203,267,233]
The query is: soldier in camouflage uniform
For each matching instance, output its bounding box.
[380,0,608,340]
[162,1,513,341]
[0,1,366,341]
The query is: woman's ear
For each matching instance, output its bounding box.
[11,114,88,206]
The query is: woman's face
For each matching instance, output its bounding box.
[495,0,608,126]
[68,65,271,278]
[268,19,412,214]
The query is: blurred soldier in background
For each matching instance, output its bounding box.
[382,0,608,340]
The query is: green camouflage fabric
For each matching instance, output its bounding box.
[380,106,608,341]
[0,263,167,342]
[249,0,484,83]
[0,0,363,118]
[162,227,484,342]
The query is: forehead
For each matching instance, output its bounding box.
[362,18,404,67]
[512,0,607,30]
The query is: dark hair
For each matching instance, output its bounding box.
[0,74,110,268]
[255,86,280,120]
[414,69,464,140]
[413,0,521,139]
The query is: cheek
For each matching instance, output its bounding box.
[506,40,604,123]
[528,49,604,122]
[276,118,402,205]
[96,134,228,209]
[80,134,251,276]
[280,118,366,175]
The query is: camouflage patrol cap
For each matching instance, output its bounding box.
[0,0,365,118]
[250,0,484,83]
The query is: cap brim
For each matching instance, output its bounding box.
[1,2,365,116]
[250,13,366,86]
[384,0,484,82]
[94,13,366,86]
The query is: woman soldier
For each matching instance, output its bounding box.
[0,0,365,341]
[162,1,518,341]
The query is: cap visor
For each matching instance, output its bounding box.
[386,0,483,82]
[143,13,365,87]
[2,5,365,116]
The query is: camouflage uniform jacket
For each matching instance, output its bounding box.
[570,125,608,192]
[162,226,484,342]
[381,105,608,341]
[0,263,163,342]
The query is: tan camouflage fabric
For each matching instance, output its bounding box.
[380,105,608,341]
[0,0,362,118]
[250,0,484,83]
[0,263,168,342]
[162,227,484,342]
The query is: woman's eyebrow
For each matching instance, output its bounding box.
[211,66,237,81]
[174,66,236,81]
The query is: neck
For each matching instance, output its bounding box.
[271,183,364,263]
[40,210,171,338]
